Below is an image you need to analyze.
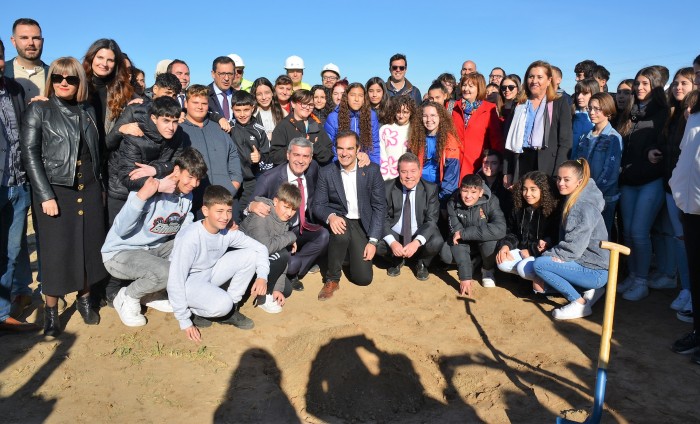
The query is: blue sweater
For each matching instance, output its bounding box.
[571,110,594,159]
[324,106,381,164]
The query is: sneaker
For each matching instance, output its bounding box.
[257,294,282,314]
[622,280,649,301]
[616,274,636,293]
[145,299,173,313]
[552,301,591,320]
[671,331,699,354]
[481,268,496,288]
[113,287,146,327]
[648,274,677,290]
[307,264,321,274]
[219,306,254,330]
[192,314,212,328]
[583,287,606,309]
[677,309,694,323]
[671,289,692,311]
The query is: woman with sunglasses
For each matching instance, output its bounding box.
[21,57,107,336]
[504,61,572,187]
[499,74,521,139]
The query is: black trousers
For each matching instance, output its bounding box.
[266,249,293,297]
[376,227,443,266]
[682,213,700,333]
[326,218,373,286]
[288,225,329,277]
[440,240,498,281]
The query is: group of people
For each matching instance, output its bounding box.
[0,19,699,366]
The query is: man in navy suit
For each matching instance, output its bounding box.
[208,56,236,120]
[377,153,443,281]
[247,137,329,291]
[313,130,386,300]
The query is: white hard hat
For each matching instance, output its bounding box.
[321,63,340,77]
[284,55,305,70]
[155,59,172,79]
[227,54,245,68]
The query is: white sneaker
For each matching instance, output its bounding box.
[257,295,282,314]
[616,274,636,293]
[677,299,694,323]
[481,268,496,288]
[113,287,146,327]
[622,280,649,301]
[583,287,606,309]
[552,301,591,320]
[671,289,692,311]
[648,274,677,290]
[145,299,173,313]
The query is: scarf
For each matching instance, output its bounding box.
[461,99,482,127]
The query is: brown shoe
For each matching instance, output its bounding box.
[10,294,33,318]
[318,280,340,301]
[0,316,41,332]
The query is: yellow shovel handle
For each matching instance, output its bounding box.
[598,241,631,370]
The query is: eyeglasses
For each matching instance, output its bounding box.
[216,72,234,78]
[323,76,339,81]
[391,66,406,71]
[51,74,80,85]
[235,69,244,75]
[586,106,603,114]
[297,103,315,110]
[489,74,504,79]
[500,85,517,92]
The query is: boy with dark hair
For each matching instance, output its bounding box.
[168,185,270,342]
[592,65,610,92]
[574,60,597,82]
[240,182,300,313]
[477,150,513,218]
[230,89,271,221]
[440,174,506,296]
[102,148,207,326]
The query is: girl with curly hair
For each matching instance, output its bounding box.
[324,82,381,164]
[378,96,415,180]
[496,171,560,285]
[407,101,461,201]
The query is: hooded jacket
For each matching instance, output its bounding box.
[446,183,506,242]
[542,179,609,269]
[271,113,333,165]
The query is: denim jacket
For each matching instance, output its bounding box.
[578,123,623,201]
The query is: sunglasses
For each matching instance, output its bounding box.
[500,85,517,92]
[51,74,80,85]
[235,69,244,75]
[391,66,406,71]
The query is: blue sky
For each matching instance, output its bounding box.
[2,1,697,94]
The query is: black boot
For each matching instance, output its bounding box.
[44,305,61,337]
[76,295,100,325]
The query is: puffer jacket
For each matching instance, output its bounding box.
[446,182,506,243]
[107,117,185,200]
[21,95,102,203]
[324,106,381,164]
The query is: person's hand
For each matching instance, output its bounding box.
[184,325,202,343]
[648,149,663,164]
[328,215,346,235]
[496,246,513,265]
[291,242,297,254]
[179,111,186,123]
[460,279,474,297]
[537,240,547,252]
[363,243,377,261]
[452,231,462,245]
[218,118,232,133]
[227,219,239,230]
[390,241,405,258]
[157,175,177,194]
[250,145,260,164]
[248,200,271,217]
[251,278,267,297]
[357,152,370,167]
[520,249,531,259]
[137,177,160,200]
[402,240,421,258]
[42,199,59,216]
[29,95,49,103]
[551,257,563,263]
[129,162,157,180]
[127,98,144,106]
[232,181,241,191]
[119,122,144,137]
[504,174,513,190]
[272,290,286,307]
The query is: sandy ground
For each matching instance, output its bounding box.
[1,226,698,423]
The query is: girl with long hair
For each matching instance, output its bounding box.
[378,95,415,180]
[274,75,293,114]
[366,77,390,124]
[533,159,609,320]
[310,84,333,124]
[252,77,286,141]
[500,74,521,138]
[571,78,600,158]
[613,79,635,133]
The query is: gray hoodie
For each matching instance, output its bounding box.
[543,179,609,270]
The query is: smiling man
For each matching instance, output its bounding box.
[208,56,236,120]
[385,53,422,105]
[4,18,47,103]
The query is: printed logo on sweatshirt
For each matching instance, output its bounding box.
[150,213,186,235]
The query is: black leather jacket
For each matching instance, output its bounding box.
[20,95,102,203]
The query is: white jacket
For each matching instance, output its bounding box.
[670,112,700,214]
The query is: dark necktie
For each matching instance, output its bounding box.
[178,94,186,108]
[297,177,321,233]
[221,92,230,120]
[402,190,412,246]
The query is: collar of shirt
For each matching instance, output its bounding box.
[287,165,305,184]
[212,84,231,97]
[340,161,358,176]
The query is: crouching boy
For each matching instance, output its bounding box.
[101,148,207,327]
[240,183,301,314]
[167,185,270,342]
[440,174,506,296]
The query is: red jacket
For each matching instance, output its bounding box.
[452,100,504,180]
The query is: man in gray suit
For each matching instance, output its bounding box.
[377,153,443,281]
[313,130,385,300]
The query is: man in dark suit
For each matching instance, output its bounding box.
[313,130,386,300]
[208,56,237,120]
[248,137,329,291]
[377,153,443,281]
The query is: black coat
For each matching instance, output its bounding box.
[270,114,334,166]
[21,95,102,203]
[253,160,319,227]
[0,77,26,182]
[496,205,559,257]
[619,101,668,186]
[104,98,152,151]
[229,117,271,180]
[383,178,440,240]
[446,183,506,243]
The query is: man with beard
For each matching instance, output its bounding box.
[4,19,48,103]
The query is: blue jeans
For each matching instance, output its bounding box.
[601,199,617,237]
[496,249,537,280]
[0,184,32,321]
[619,179,664,279]
[666,193,689,290]
[533,256,608,302]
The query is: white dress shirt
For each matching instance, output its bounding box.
[340,161,359,219]
[383,187,426,246]
[288,165,307,227]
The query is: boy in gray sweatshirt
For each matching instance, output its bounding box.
[168,185,270,342]
[240,183,301,314]
[101,148,208,327]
